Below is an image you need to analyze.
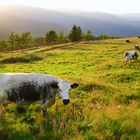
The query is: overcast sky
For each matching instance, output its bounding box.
[1,0,140,14]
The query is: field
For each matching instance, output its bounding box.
[0,37,140,140]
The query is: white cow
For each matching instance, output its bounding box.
[124,50,139,63]
[0,73,78,115]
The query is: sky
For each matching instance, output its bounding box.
[1,0,140,14]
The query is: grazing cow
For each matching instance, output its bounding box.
[124,50,139,63]
[125,40,130,43]
[133,44,140,50]
[0,73,78,114]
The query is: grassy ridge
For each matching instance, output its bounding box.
[0,37,140,139]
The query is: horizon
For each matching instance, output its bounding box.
[0,0,140,39]
[1,0,140,14]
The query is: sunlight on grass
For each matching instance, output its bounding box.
[0,37,140,139]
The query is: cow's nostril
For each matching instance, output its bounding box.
[63,99,70,105]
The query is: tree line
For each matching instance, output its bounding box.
[0,25,115,51]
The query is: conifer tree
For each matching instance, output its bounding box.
[68,25,82,42]
[45,30,57,44]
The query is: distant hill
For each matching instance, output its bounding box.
[0,5,140,39]
[121,13,140,21]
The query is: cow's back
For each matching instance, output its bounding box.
[0,73,60,103]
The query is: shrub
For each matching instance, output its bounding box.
[1,54,42,64]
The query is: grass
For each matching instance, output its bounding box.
[0,37,140,139]
[0,53,42,64]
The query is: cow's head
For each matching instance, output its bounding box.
[59,80,78,105]
[133,52,139,60]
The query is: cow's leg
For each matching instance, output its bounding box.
[0,104,4,117]
[0,97,9,117]
[135,56,138,60]
[41,100,50,116]
[124,57,128,64]
[0,102,8,117]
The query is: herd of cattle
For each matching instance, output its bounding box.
[0,40,139,116]
[124,42,139,63]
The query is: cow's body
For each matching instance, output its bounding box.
[124,51,139,63]
[0,73,78,114]
[125,40,130,43]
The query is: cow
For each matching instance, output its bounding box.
[0,73,78,115]
[133,44,140,51]
[125,40,130,43]
[124,50,139,63]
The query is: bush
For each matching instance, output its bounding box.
[97,34,114,40]
[1,54,42,64]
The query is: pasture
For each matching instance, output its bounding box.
[0,37,140,140]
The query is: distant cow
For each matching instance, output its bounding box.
[133,44,140,50]
[0,73,79,115]
[124,50,139,63]
[125,40,130,43]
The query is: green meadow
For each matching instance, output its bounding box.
[0,37,140,140]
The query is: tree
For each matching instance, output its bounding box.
[34,37,45,46]
[8,32,17,48]
[57,32,69,43]
[77,26,82,38]
[97,34,113,40]
[8,32,33,49]
[82,30,96,41]
[45,30,57,44]
[0,40,9,51]
[68,25,82,42]
[17,32,33,48]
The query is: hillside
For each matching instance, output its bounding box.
[0,38,140,139]
[0,5,140,39]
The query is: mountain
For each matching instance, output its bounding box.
[121,13,140,21]
[0,6,68,39]
[0,5,140,39]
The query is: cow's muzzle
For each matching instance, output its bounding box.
[63,99,70,105]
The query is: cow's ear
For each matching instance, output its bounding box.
[71,83,79,89]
